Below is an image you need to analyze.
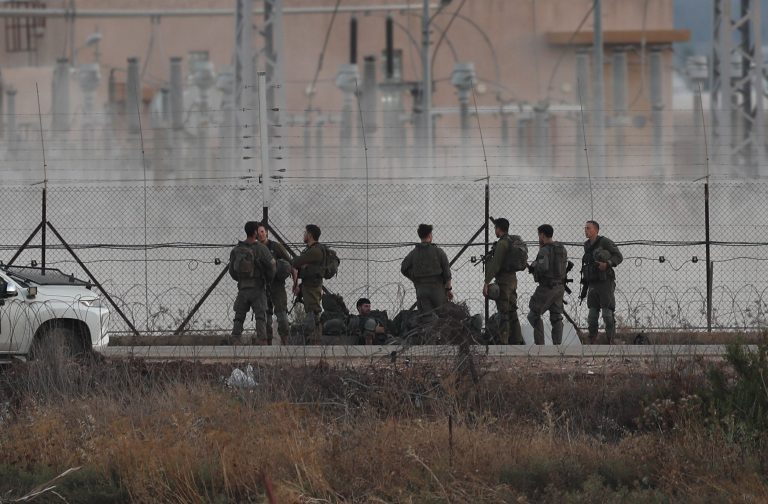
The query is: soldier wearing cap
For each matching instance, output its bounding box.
[483,218,527,345]
[581,220,623,344]
[401,224,453,314]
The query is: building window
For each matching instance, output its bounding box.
[3,1,46,53]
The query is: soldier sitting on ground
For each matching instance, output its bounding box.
[348,298,389,345]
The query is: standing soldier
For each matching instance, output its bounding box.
[257,222,292,345]
[527,224,568,345]
[291,224,325,344]
[401,224,453,314]
[581,220,623,344]
[229,221,276,344]
[483,218,527,345]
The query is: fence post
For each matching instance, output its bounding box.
[259,72,270,226]
[484,182,490,325]
[705,181,712,332]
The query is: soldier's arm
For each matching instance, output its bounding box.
[439,248,452,285]
[604,238,623,267]
[534,247,550,275]
[261,250,276,282]
[273,242,292,262]
[228,248,238,280]
[400,251,413,280]
[292,246,322,269]
[484,240,506,283]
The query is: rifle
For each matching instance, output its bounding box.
[288,290,303,315]
[578,263,589,304]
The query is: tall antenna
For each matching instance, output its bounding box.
[577,76,595,219]
[35,83,48,189]
[135,88,150,332]
[36,83,48,274]
[354,77,370,297]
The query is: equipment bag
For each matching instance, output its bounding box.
[549,242,569,280]
[322,245,341,279]
[231,244,257,280]
[505,235,529,272]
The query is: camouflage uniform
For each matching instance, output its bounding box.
[292,243,325,344]
[401,243,451,314]
[581,236,623,343]
[263,239,291,345]
[485,234,525,345]
[527,242,567,345]
[229,240,276,343]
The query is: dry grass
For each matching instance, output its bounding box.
[0,352,766,503]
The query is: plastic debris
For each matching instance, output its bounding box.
[226,364,257,388]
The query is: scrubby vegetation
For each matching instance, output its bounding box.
[0,343,767,502]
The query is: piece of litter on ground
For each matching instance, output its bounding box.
[226,364,257,388]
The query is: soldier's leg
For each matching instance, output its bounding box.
[265,292,275,344]
[272,282,290,344]
[527,286,546,345]
[249,288,269,345]
[601,280,617,344]
[586,285,601,343]
[549,286,565,346]
[495,287,511,345]
[509,288,524,345]
[231,290,249,341]
[302,285,323,345]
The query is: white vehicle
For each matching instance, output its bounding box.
[0,266,110,358]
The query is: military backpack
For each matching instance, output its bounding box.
[502,235,529,272]
[231,243,257,281]
[549,242,569,281]
[322,245,341,279]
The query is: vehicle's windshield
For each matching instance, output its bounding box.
[3,266,91,287]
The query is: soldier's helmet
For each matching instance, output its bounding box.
[594,249,611,262]
[323,318,347,336]
[486,283,501,300]
[275,259,292,280]
[363,318,378,333]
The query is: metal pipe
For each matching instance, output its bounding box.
[534,103,549,169]
[350,16,358,65]
[612,46,627,169]
[0,4,439,17]
[592,0,605,176]
[126,57,140,133]
[259,72,271,221]
[6,88,16,153]
[362,55,378,133]
[705,182,712,332]
[385,16,394,79]
[650,47,663,176]
[52,57,70,132]
[421,0,432,164]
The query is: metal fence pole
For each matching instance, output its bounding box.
[484,183,490,325]
[259,72,270,225]
[705,181,712,332]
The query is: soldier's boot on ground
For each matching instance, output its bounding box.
[498,314,510,345]
[587,308,600,344]
[510,317,525,345]
[602,308,616,344]
[231,319,245,345]
[550,315,564,345]
[308,322,322,345]
[527,311,545,345]
[265,320,274,345]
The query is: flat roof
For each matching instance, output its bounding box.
[547,29,691,46]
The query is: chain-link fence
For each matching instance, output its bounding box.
[1,176,766,336]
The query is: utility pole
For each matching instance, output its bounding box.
[234,0,254,176]
[592,0,604,176]
[422,0,432,169]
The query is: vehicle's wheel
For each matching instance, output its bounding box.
[29,325,88,360]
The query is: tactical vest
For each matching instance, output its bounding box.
[494,235,528,273]
[410,244,444,279]
[582,237,610,283]
[546,242,568,282]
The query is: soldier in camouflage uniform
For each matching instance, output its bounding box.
[581,220,623,344]
[401,224,453,314]
[527,224,568,345]
[348,298,388,345]
[483,218,526,345]
[257,223,291,345]
[229,221,276,344]
[291,224,325,344]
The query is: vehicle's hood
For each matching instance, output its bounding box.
[28,285,99,303]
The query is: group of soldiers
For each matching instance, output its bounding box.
[229,218,623,345]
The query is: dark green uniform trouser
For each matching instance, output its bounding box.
[496,279,523,345]
[232,285,268,342]
[301,282,323,344]
[266,281,289,344]
[587,280,616,343]
[414,282,447,314]
[527,283,565,345]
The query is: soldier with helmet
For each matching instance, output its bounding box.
[581,220,623,344]
[483,218,528,345]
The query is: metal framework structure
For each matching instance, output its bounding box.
[711,0,765,174]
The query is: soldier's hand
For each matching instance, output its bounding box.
[292,284,301,295]
[482,283,489,298]
[446,289,455,301]
[597,261,609,271]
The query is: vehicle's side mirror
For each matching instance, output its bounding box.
[1,281,18,299]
